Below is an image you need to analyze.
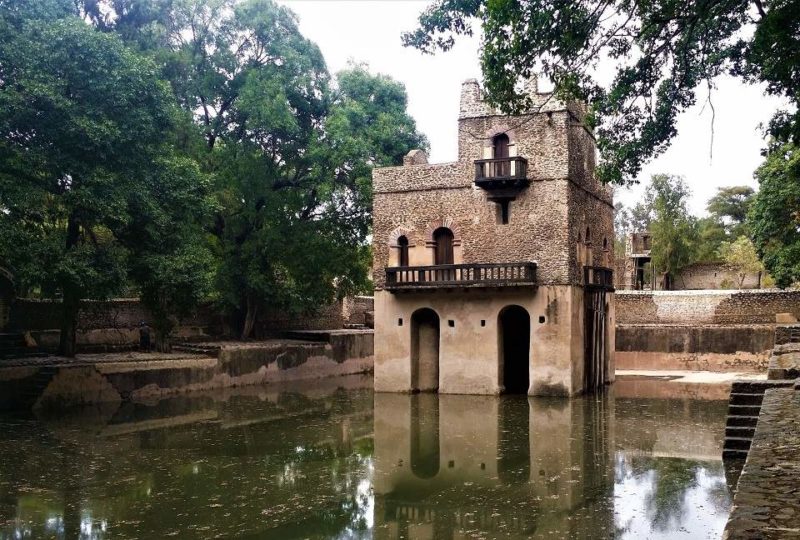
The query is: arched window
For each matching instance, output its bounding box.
[493,133,510,158]
[585,227,592,244]
[398,235,409,267]
[603,237,608,250]
[433,227,454,265]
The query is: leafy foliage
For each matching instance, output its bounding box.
[638,175,698,287]
[0,5,184,354]
[718,235,766,288]
[89,0,427,338]
[749,143,800,288]
[403,0,800,184]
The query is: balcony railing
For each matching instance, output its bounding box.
[474,157,529,187]
[584,266,614,290]
[385,262,537,291]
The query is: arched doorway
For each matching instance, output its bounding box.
[499,305,531,394]
[411,308,440,392]
[493,133,510,176]
[432,227,454,265]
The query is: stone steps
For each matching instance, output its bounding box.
[172,343,220,357]
[0,333,46,360]
[723,379,797,461]
[726,414,759,427]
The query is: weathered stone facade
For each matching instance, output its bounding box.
[372,79,615,396]
[616,289,800,325]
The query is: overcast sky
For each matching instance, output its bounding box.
[279,0,789,215]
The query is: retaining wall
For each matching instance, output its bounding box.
[616,290,800,325]
[615,325,774,371]
[0,333,374,411]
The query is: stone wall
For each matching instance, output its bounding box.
[676,263,761,290]
[257,296,374,334]
[615,325,773,371]
[0,333,375,410]
[616,290,800,325]
[8,295,375,349]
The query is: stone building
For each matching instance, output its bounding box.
[371,78,615,396]
[619,232,653,290]
[617,232,763,290]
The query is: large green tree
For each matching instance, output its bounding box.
[641,175,698,288]
[404,0,800,184]
[0,4,187,355]
[706,185,755,238]
[92,0,427,337]
[749,143,800,288]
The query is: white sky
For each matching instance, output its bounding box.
[279,0,789,215]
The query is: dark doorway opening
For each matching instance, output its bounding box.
[433,227,454,265]
[497,396,530,485]
[411,308,440,392]
[410,393,440,479]
[499,305,530,394]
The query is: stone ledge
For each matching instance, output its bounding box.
[724,388,800,538]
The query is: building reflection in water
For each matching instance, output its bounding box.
[373,381,731,540]
[0,375,732,539]
[373,392,618,539]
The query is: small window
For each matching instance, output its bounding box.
[398,235,409,267]
[448,320,455,327]
[585,227,591,244]
[398,318,403,326]
[480,320,486,327]
[603,237,608,250]
[539,315,546,324]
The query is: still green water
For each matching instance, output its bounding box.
[0,376,732,539]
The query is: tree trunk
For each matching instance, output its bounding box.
[154,329,171,353]
[58,213,81,357]
[58,288,79,357]
[241,294,257,340]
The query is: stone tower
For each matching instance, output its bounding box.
[371,78,615,396]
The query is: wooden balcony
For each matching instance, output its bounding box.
[584,266,614,291]
[385,262,537,292]
[474,157,530,194]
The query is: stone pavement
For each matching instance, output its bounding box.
[724,387,800,539]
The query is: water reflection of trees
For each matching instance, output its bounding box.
[0,383,377,539]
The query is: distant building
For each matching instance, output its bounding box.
[371,78,615,397]
[619,232,653,290]
[618,232,763,290]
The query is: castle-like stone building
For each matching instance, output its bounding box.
[372,78,615,396]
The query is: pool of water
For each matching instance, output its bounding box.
[0,376,732,539]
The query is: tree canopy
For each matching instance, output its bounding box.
[0,0,427,351]
[404,0,800,184]
[0,4,193,354]
[749,143,800,288]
